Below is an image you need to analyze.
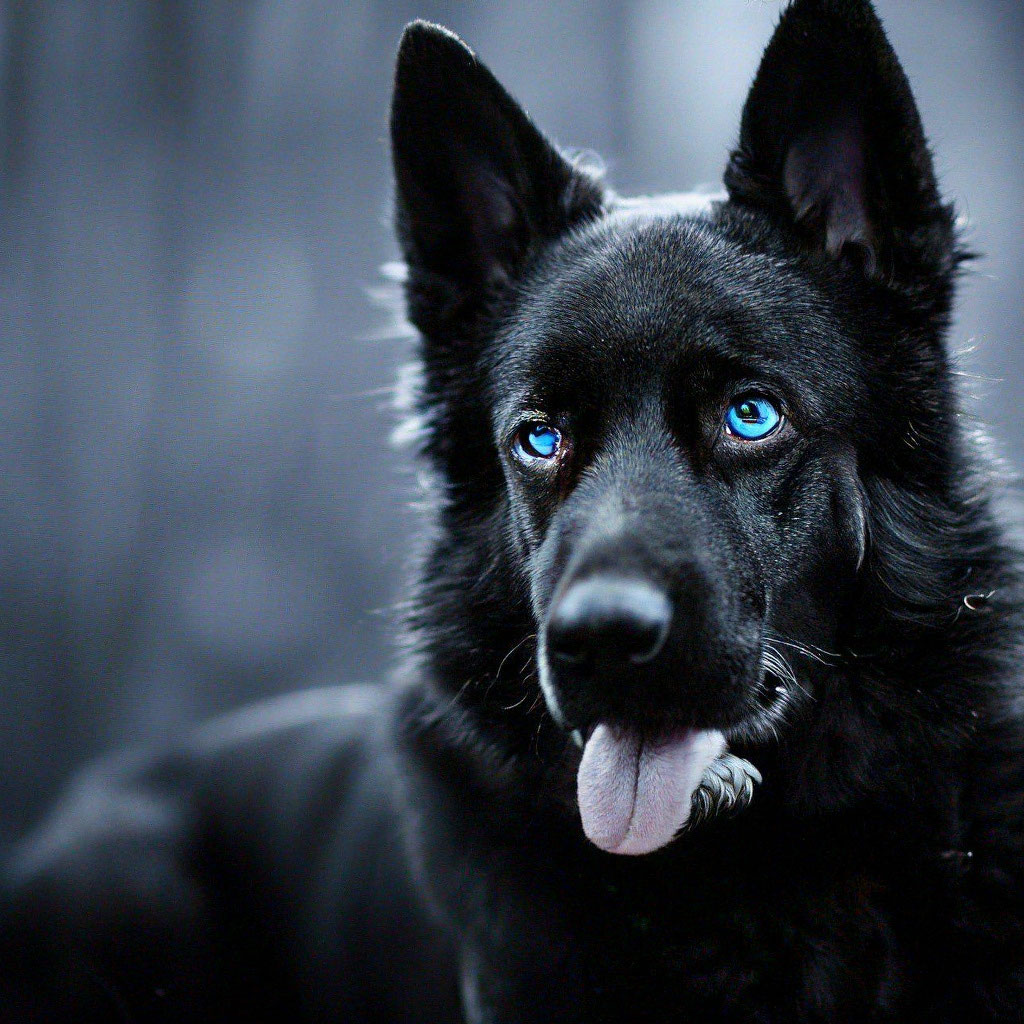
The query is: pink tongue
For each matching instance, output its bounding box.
[577,725,725,855]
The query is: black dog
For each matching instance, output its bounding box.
[4,1,1024,1020]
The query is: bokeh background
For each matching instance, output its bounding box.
[1,0,1022,843]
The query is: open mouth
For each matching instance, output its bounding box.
[544,638,783,856]
[569,680,782,856]
[576,725,726,855]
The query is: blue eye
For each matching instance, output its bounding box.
[515,421,562,460]
[725,396,782,441]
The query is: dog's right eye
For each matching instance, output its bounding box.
[514,421,562,461]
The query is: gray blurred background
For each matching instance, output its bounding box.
[1,0,1021,843]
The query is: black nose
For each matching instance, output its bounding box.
[546,577,672,667]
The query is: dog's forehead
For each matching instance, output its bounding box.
[494,209,854,398]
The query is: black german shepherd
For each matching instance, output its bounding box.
[4,1,1024,1020]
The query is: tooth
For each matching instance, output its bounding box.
[571,729,584,749]
[683,752,762,831]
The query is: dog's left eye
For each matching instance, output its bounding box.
[514,421,562,461]
[725,396,782,441]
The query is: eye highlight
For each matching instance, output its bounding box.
[725,396,782,441]
[513,421,563,461]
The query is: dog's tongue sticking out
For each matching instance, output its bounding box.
[577,725,725,855]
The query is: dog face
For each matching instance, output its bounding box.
[491,210,870,743]
[391,2,961,853]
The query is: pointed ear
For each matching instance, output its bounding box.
[724,0,957,290]
[390,22,603,333]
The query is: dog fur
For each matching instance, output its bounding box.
[3,1,1024,1020]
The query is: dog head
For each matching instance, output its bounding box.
[391,2,972,854]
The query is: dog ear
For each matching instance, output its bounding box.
[391,22,603,334]
[724,0,957,289]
